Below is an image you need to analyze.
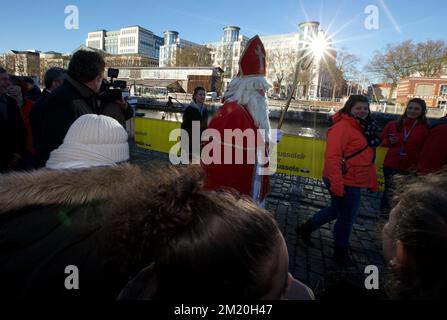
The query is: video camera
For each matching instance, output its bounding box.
[99,68,129,102]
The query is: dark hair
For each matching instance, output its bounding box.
[192,86,206,103]
[396,98,428,132]
[68,50,105,83]
[0,67,7,74]
[339,95,370,117]
[22,77,34,85]
[385,172,447,299]
[103,165,281,300]
[8,75,21,86]
[44,67,66,89]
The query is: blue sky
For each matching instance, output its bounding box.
[0,0,446,68]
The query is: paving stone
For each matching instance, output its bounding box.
[130,143,387,292]
[293,267,308,282]
[299,198,313,205]
[314,201,327,207]
[316,196,328,202]
[285,224,297,235]
[356,232,371,241]
[294,255,307,269]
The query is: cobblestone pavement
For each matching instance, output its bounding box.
[266,174,389,294]
[130,144,389,295]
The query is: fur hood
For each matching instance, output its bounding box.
[0,164,152,214]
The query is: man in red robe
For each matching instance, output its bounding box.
[203,35,277,206]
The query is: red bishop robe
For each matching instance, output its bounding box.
[202,101,269,201]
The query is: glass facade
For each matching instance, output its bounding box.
[164,31,179,45]
[223,26,240,43]
[87,27,162,59]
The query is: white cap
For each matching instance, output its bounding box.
[46,114,129,169]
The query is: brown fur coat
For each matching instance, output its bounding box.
[0,163,153,213]
[0,163,159,299]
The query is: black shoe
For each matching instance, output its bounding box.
[295,220,316,247]
[333,246,355,267]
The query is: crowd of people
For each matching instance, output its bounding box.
[0,50,133,171]
[1,37,447,300]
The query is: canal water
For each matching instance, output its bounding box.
[134,104,404,140]
[136,108,330,139]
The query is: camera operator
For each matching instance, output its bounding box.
[99,70,133,128]
[35,50,105,167]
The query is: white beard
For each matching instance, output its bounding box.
[246,92,271,142]
[223,76,272,143]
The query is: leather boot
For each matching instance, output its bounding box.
[295,220,316,247]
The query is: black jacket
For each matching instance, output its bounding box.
[181,104,208,156]
[0,94,27,171]
[101,100,134,127]
[29,89,50,154]
[35,75,102,167]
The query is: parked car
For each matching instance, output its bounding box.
[269,93,286,100]
[206,91,218,101]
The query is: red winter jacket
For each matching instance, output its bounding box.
[20,98,35,155]
[323,113,379,197]
[418,122,447,174]
[381,118,429,172]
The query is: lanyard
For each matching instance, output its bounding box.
[403,120,418,143]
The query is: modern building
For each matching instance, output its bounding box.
[85,26,163,59]
[205,26,250,84]
[261,32,300,95]
[156,22,334,97]
[159,31,203,67]
[39,51,71,84]
[73,44,159,69]
[0,50,40,80]
[397,77,447,108]
[204,22,334,97]
[113,66,223,95]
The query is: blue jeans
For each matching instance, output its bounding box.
[310,178,361,249]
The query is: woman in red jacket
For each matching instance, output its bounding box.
[380,98,429,216]
[295,95,380,266]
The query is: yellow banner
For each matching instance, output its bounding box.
[274,134,386,189]
[134,118,386,189]
[135,117,181,154]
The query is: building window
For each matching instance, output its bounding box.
[438,100,447,108]
[440,85,447,95]
[415,84,434,96]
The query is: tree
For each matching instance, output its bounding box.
[174,46,212,67]
[296,65,315,98]
[0,53,16,74]
[367,40,416,103]
[325,49,359,100]
[367,40,447,102]
[266,48,298,96]
[413,40,447,77]
[278,49,314,128]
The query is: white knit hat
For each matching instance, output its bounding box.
[46,114,129,169]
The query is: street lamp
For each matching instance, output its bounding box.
[277,34,330,129]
